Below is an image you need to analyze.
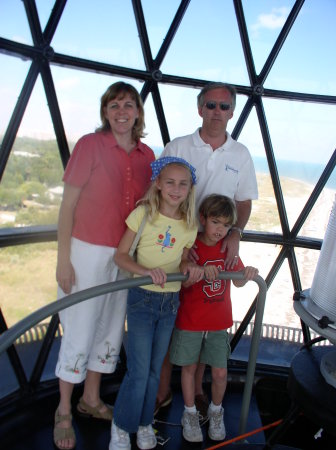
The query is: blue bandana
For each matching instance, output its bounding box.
[150,156,197,185]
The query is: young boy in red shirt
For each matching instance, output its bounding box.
[170,194,258,443]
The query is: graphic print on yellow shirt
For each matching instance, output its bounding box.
[126,205,197,292]
[156,225,176,252]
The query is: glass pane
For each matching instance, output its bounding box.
[0,135,64,230]
[14,330,43,380]
[0,73,64,228]
[0,350,19,397]
[158,87,250,148]
[159,84,200,143]
[231,242,261,323]
[243,0,293,74]
[249,171,281,233]
[0,55,31,136]
[141,93,164,154]
[142,0,182,59]
[0,243,58,328]
[35,0,56,31]
[237,105,265,159]
[230,93,253,135]
[50,66,145,144]
[264,1,336,95]
[296,246,321,294]
[264,259,302,329]
[237,107,282,233]
[17,75,55,139]
[0,0,32,44]
[300,190,336,240]
[51,0,145,69]
[160,0,249,85]
[263,98,336,230]
[264,100,336,167]
[42,331,62,382]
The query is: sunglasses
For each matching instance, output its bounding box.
[205,101,231,111]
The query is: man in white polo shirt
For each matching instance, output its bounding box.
[156,81,258,419]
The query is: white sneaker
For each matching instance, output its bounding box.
[181,410,203,442]
[136,424,157,449]
[109,421,131,450]
[208,406,226,441]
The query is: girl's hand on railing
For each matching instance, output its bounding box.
[146,268,167,288]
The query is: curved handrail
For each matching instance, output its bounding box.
[0,272,267,435]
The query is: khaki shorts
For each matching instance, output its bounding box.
[169,328,231,368]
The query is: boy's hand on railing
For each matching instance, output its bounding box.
[232,266,259,288]
[243,266,259,281]
[204,265,220,281]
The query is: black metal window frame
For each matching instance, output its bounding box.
[1,0,336,404]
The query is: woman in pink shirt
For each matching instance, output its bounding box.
[54,82,155,450]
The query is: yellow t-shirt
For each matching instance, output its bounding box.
[126,205,197,292]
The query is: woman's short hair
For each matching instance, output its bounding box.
[97,81,145,141]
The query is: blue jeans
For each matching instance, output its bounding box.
[113,287,179,433]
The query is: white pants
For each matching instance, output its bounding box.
[55,238,127,383]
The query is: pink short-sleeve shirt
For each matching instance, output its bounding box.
[63,132,155,247]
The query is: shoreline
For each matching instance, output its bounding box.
[1,175,336,331]
[233,185,336,328]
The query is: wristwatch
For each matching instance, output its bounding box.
[231,226,243,239]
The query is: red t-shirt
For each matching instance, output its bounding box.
[63,132,155,247]
[175,237,244,331]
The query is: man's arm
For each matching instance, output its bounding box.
[221,199,252,268]
[234,199,252,233]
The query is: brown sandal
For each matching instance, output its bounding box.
[76,396,113,421]
[154,390,173,416]
[54,409,76,449]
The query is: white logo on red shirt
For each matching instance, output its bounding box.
[203,259,226,300]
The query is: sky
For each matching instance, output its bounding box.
[0,0,336,166]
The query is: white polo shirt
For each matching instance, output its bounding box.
[161,128,258,212]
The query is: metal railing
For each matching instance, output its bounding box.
[17,319,326,346]
[0,271,267,435]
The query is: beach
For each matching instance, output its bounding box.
[232,181,336,330]
[1,173,335,331]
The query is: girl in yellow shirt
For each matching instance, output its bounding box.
[110,157,204,450]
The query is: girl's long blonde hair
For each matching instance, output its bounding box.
[138,163,197,229]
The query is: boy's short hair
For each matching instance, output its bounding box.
[199,194,237,225]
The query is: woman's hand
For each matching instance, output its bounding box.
[56,183,81,294]
[56,259,75,294]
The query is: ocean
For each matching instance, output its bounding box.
[252,156,336,190]
[153,147,336,190]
